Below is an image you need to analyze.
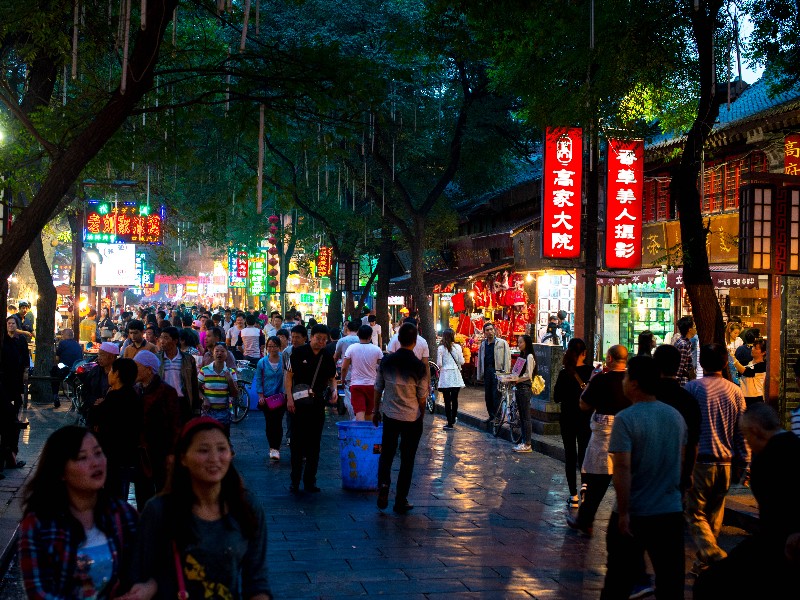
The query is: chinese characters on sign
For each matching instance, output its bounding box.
[317,246,332,277]
[135,252,155,288]
[786,133,800,176]
[605,139,644,269]
[248,254,267,295]
[228,247,248,288]
[84,201,164,244]
[542,127,582,258]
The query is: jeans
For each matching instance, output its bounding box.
[290,404,325,488]
[483,371,498,417]
[441,388,460,425]
[684,462,731,562]
[601,511,685,600]
[515,382,533,445]
[560,411,591,496]
[377,414,423,503]
[263,405,285,450]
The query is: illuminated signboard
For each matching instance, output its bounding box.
[542,127,583,258]
[84,200,164,245]
[94,243,138,286]
[317,246,332,277]
[605,139,644,269]
[786,133,800,176]
[135,252,155,288]
[248,254,267,295]
[228,247,248,288]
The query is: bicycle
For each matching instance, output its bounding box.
[492,373,523,444]
[426,360,440,414]
[231,360,254,424]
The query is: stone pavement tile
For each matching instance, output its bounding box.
[361,577,470,595]
[426,592,536,599]
[309,568,409,584]
[401,566,503,580]
[270,580,367,597]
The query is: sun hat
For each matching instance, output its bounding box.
[99,342,120,355]
[133,350,161,373]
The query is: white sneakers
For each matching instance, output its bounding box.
[512,443,532,453]
[269,448,280,461]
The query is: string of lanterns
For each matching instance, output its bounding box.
[267,214,280,289]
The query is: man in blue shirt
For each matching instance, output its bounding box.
[50,328,83,408]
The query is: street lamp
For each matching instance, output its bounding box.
[83,247,103,264]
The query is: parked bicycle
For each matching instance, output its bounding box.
[492,373,522,443]
[231,360,254,424]
[426,360,440,414]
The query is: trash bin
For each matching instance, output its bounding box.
[336,421,382,490]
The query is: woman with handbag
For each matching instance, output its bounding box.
[511,334,537,453]
[254,336,286,461]
[553,337,594,508]
[98,307,118,342]
[131,417,272,600]
[436,329,465,430]
[18,426,147,599]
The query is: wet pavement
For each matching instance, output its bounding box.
[0,387,756,599]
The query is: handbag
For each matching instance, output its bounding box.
[291,352,324,405]
[259,392,286,410]
[531,374,546,395]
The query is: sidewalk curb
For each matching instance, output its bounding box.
[0,524,19,580]
[439,400,761,535]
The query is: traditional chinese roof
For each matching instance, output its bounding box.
[648,75,800,151]
[452,156,543,218]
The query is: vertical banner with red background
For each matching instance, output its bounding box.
[605,139,644,269]
[785,133,800,176]
[542,127,583,258]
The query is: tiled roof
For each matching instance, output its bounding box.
[648,75,800,149]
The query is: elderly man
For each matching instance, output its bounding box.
[132,350,181,508]
[81,341,119,426]
[476,322,511,421]
[157,326,200,423]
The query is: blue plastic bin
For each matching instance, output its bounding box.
[336,421,383,490]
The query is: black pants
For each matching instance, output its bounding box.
[575,473,612,529]
[601,511,684,600]
[50,365,70,394]
[378,414,423,502]
[515,382,533,445]
[560,411,591,496]
[483,371,498,417]
[133,452,168,511]
[263,405,286,450]
[441,388,460,426]
[290,404,325,488]
[0,397,19,468]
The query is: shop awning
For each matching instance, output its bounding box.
[389,260,514,293]
[596,267,758,289]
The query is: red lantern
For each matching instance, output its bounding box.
[268,215,280,224]
[269,225,278,234]
[267,236,277,245]
[268,279,279,287]
[268,247,278,255]
[268,268,278,277]
[268,257,278,266]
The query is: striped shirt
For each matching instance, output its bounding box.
[685,375,749,465]
[162,352,183,397]
[198,364,236,408]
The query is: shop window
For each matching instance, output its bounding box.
[656,180,669,220]
[643,180,656,223]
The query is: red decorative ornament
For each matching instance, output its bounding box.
[268,268,278,277]
[269,225,278,234]
[268,279,279,287]
[268,247,278,255]
[267,236,277,245]
[268,257,278,266]
[268,215,280,224]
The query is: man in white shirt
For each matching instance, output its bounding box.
[368,314,382,348]
[236,314,265,363]
[341,325,384,421]
[264,311,283,338]
[225,313,245,351]
[387,317,429,362]
[334,321,361,420]
[360,307,373,326]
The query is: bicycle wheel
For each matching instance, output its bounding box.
[508,400,523,444]
[492,400,507,437]
[230,383,249,424]
[427,362,439,414]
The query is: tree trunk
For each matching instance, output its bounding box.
[375,226,392,348]
[327,261,343,328]
[670,1,726,346]
[409,216,436,348]
[29,234,57,403]
[0,0,179,285]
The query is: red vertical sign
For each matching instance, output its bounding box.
[605,139,644,269]
[786,133,800,176]
[542,127,583,258]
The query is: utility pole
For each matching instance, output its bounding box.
[584,0,600,360]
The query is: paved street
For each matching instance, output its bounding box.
[0,391,753,599]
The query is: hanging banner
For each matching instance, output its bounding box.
[228,247,248,288]
[317,246,332,277]
[248,253,267,295]
[605,139,644,269]
[135,252,155,288]
[94,244,138,286]
[542,127,582,258]
[84,200,164,245]
[786,133,800,176]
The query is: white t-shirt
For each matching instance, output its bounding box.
[238,326,264,358]
[386,334,429,361]
[344,342,384,386]
[370,323,381,346]
[225,325,244,346]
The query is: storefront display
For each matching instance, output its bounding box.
[535,273,575,343]
[617,284,673,351]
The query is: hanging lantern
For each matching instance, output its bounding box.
[268,236,277,245]
[269,225,278,234]
[268,247,278,255]
[268,268,278,277]
[268,257,279,266]
[268,215,280,224]
[268,279,279,287]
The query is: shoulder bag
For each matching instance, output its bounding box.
[529,358,546,395]
[291,352,324,405]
